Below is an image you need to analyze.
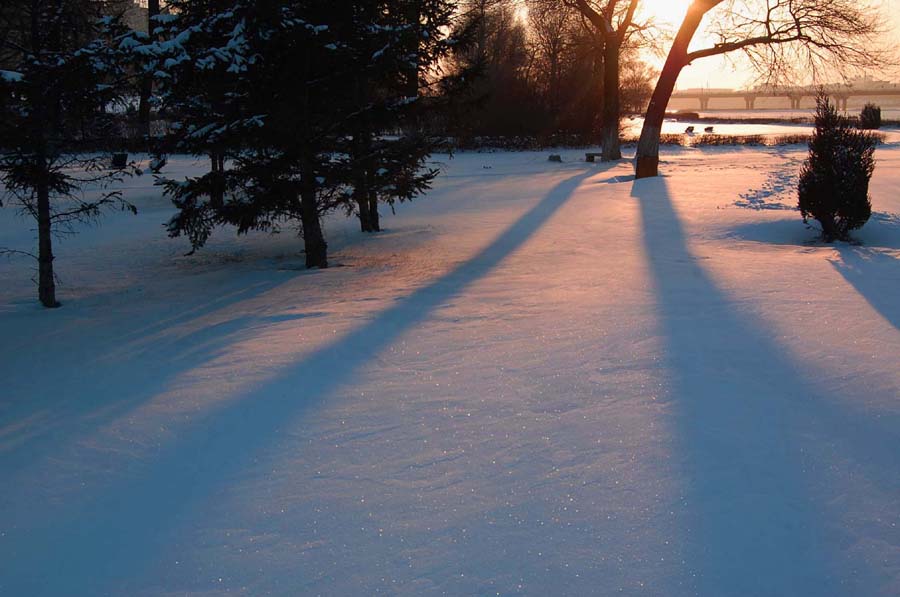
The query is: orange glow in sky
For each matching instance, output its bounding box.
[637,0,689,27]
[638,0,898,89]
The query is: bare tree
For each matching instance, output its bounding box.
[529,3,574,117]
[635,0,886,179]
[449,1,541,137]
[560,0,643,161]
[619,48,655,114]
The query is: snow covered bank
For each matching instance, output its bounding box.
[1,146,898,596]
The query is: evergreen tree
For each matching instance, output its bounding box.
[0,1,136,308]
[149,0,254,248]
[137,0,160,140]
[799,94,877,242]
[859,103,882,130]
[342,1,461,232]
[158,0,468,266]
[152,1,340,267]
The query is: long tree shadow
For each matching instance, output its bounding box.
[631,177,899,596]
[830,248,900,331]
[723,209,900,331]
[0,270,307,476]
[0,167,598,596]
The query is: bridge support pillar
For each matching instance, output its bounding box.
[699,97,710,111]
[744,96,756,110]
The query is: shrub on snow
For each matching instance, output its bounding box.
[859,103,882,130]
[798,95,877,242]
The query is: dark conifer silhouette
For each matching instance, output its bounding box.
[0,1,136,308]
[799,94,876,242]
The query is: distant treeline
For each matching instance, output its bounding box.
[432,1,655,142]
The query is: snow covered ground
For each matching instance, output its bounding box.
[1,144,898,596]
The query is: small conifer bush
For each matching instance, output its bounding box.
[798,95,876,242]
[859,103,882,130]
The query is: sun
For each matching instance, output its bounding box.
[638,0,690,27]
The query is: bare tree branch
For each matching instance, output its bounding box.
[635,0,889,178]
[0,248,38,260]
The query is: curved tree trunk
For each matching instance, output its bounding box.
[600,41,622,161]
[634,6,707,179]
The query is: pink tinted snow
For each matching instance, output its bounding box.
[1,146,898,596]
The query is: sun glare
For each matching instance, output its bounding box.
[638,0,691,27]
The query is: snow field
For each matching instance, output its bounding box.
[1,145,898,596]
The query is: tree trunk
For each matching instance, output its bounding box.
[137,80,152,142]
[600,40,622,162]
[367,188,380,232]
[296,29,327,267]
[403,3,420,99]
[821,216,841,243]
[36,167,59,308]
[355,182,380,233]
[353,119,376,231]
[300,155,328,269]
[588,38,604,139]
[356,196,373,232]
[209,151,225,208]
[350,71,378,233]
[362,111,380,233]
[300,188,328,268]
[31,0,59,308]
[352,139,376,232]
[635,6,707,179]
[137,0,161,142]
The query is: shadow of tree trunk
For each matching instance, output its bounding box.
[631,176,897,596]
[0,167,598,596]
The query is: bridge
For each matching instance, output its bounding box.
[672,84,900,111]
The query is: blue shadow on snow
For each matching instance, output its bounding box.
[631,176,898,596]
[0,167,598,596]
